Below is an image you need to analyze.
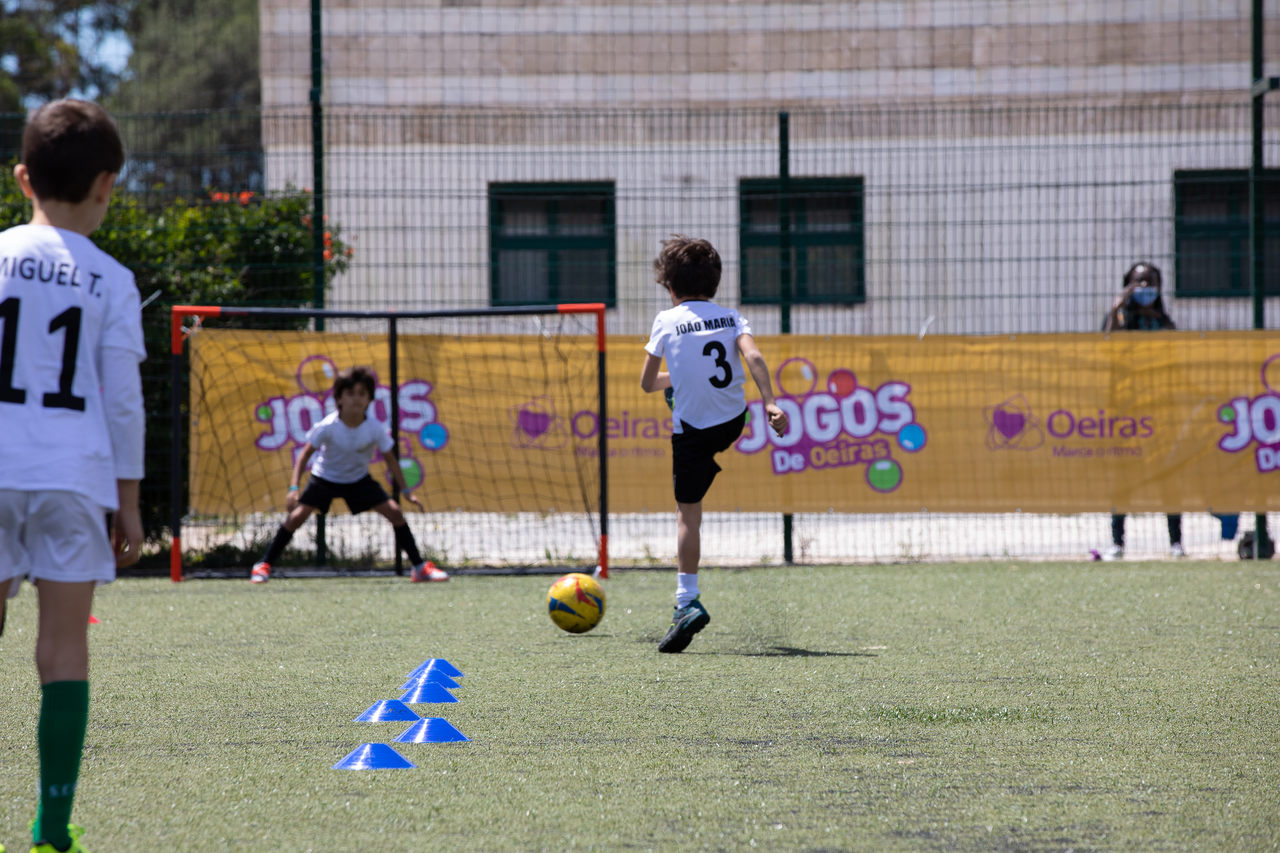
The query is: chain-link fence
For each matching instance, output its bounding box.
[3,0,1279,566]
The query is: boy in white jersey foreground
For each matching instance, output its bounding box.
[251,365,448,583]
[640,236,787,653]
[0,100,146,853]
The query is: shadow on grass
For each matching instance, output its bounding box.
[713,645,878,658]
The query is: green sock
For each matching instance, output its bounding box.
[34,680,89,850]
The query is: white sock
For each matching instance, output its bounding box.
[675,573,700,608]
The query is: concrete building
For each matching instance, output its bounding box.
[257,1,1278,337]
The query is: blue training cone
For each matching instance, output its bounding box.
[408,659,463,679]
[400,670,462,691]
[400,682,459,704]
[395,718,469,743]
[332,743,415,769]
[354,699,421,722]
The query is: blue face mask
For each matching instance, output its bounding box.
[1131,286,1159,307]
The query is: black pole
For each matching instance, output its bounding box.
[170,344,183,580]
[598,337,609,573]
[779,111,793,333]
[779,111,794,564]
[389,316,403,575]
[1250,0,1273,559]
[310,0,326,324]
[310,0,328,566]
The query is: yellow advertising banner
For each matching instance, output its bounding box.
[189,330,1280,516]
[611,331,1280,514]
[188,330,601,517]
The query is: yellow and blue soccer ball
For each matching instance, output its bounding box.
[546,572,605,634]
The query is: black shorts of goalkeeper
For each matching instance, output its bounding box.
[670,410,747,505]
[298,474,390,514]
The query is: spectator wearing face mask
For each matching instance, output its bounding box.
[1099,261,1184,560]
[1104,261,1176,332]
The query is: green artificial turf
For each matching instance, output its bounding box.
[1,561,1276,851]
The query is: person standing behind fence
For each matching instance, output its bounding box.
[0,99,146,853]
[1099,261,1185,560]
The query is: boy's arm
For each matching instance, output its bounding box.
[736,334,789,436]
[287,444,316,509]
[100,345,145,566]
[101,346,145,477]
[112,479,143,567]
[640,352,670,393]
[383,452,423,509]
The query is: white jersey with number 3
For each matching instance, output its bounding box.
[645,299,751,433]
[0,224,146,509]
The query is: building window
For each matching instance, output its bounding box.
[739,177,865,305]
[1174,169,1280,297]
[489,182,616,306]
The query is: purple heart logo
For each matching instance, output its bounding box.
[992,408,1025,439]
[517,409,552,439]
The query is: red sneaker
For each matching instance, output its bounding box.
[410,561,449,582]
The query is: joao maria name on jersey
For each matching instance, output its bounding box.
[0,254,105,294]
[675,316,736,335]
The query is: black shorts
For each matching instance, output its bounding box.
[298,474,390,515]
[670,410,747,504]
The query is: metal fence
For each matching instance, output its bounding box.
[3,94,1279,565]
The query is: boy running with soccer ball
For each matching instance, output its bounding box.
[0,100,146,853]
[251,365,447,583]
[640,236,787,653]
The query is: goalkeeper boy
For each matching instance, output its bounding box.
[251,365,448,583]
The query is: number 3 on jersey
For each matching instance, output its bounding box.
[703,340,733,389]
[0,296,87,411]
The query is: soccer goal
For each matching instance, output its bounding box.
[168,304,608,580]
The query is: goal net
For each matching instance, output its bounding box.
[169,304,607,579]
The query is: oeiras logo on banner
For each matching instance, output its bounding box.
[1218,353,1280,473]
[735,358,926,493]
[252,355,449,490]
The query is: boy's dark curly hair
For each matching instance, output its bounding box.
[334,365,376,399]
[654,235,721,300]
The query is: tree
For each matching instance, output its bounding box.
[1,171,352,545]
[105,0,261,194]
[3,1,263,192]
[1,0,129,159]
[1,1,128,111]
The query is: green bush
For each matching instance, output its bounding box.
[1,170,351,541]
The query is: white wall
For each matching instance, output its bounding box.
[266,126,1280,337]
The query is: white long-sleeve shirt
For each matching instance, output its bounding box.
[0,224,146,510]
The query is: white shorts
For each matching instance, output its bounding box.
[0,490,116,598]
